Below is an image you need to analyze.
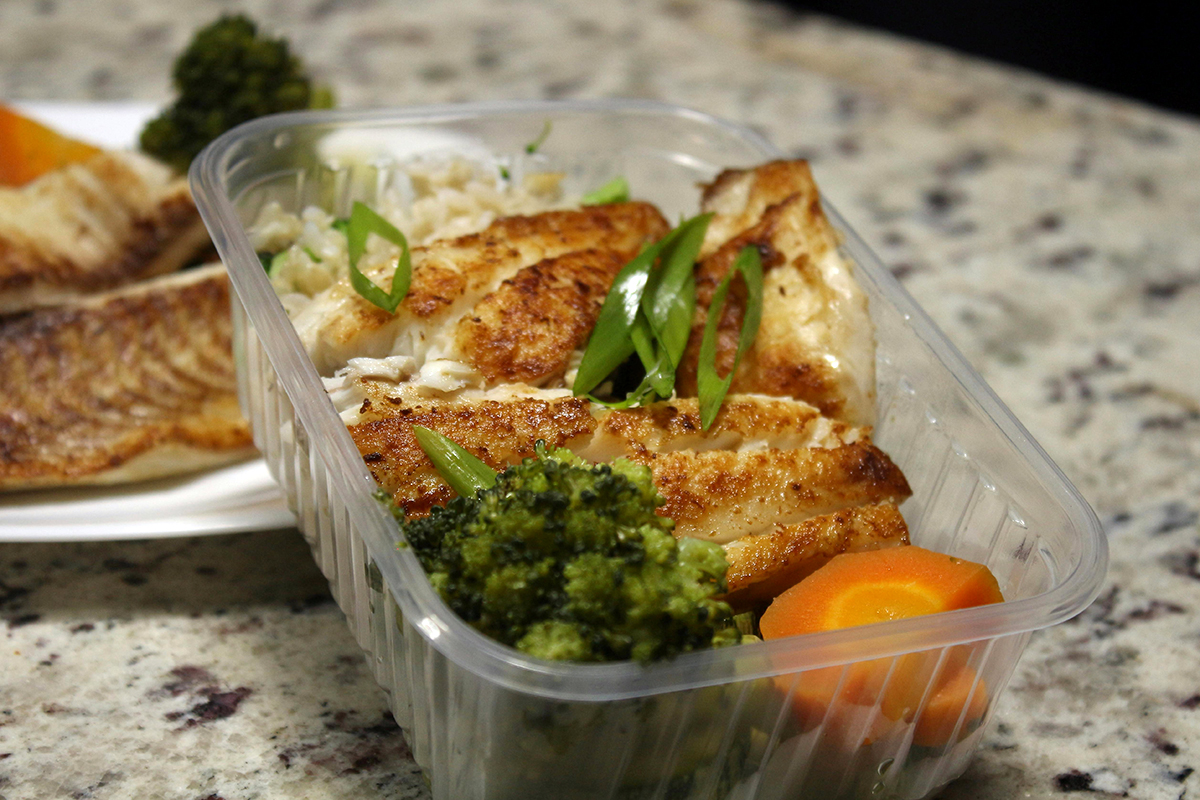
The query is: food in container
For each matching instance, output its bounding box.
[192,100,1107,799]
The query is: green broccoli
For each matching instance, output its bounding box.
[394,445,739,663]
[139,14,333,172]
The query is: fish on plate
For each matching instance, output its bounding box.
[0,263,253,490]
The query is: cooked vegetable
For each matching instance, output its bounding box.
[344,201,412,313]
[911,662,989,747]
[581,176,630,205]
[411,424,496,497]
[391,441,739,662]
[573,214,711,405]
[760,546,1003,746]
[697,244,763,429]
[759,546,1003,637]
[524,119,552,154]
[0,104,101,186]
[139,14,332,172]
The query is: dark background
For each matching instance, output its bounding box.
[780,1,1197,118]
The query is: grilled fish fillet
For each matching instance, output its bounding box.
[312,160,908,603]
[0,263,254,490]
[677,160,877,428]
[292,202,669,376]
[0,150,210,314]
[349,392,909,607]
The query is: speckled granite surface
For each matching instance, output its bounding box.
[2,1,1199,798]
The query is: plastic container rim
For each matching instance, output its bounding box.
[192,98,1108,702]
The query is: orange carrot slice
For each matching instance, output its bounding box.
[0,104,102,187]
[911,662,989,747]
[760,546,1003,638]
[760,546,1003,747]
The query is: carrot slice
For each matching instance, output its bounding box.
[911,663,989,747]
[760,546,1003,639]
[760,546,1003,747]
[0,104,102,187]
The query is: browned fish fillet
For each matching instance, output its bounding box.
[292,202,669,375]
[315,164,909,603]
[454,248,629,386]
[0,151,210,314]
[677,160,877,427]
[350,396,597,517]
[0,264,254,490]
[350,392,908,532]
[624,441,909,543]
[721,501,910,611]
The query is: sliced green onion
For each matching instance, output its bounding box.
[302,245,323,263]
[581,176,630,205]
[411,425,497,497]
[585,375,657,410]
[256,251,273,272]
[331,217,350,235]
[698,245,763,429]
[642,213,709,369]
[525,120,552,154]
[266,251,288,277]
[344,201,411,314]
[573,214,711,405]
[572,242,662,397]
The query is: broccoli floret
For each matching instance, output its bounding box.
[396,447,739,663]
[139,14,333,172]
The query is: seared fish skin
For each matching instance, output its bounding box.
[0,151,210,315]
[0,264,253,490]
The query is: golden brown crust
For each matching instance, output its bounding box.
[721,501,910,611]
[581,395,858,463]
[627,441,911,543]
[678,196,842,413]
[456,248,628,385]
[0,265,254,489]
[699,160,826,255]
[676,160,875,427]
[0,152,209,314]
[349,396,597,518]
[299,201,669,373]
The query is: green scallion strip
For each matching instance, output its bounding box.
[581,176,630,205]
[641,213,709,369]
[267,251,288,277]
[571,242,662,397]
[525,119,552,153]
[411,425,497,498]
[573,214,711,403]
[344,201,412,314]
[697,245,763,430]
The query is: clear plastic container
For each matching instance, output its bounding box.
[191,100,1107,800]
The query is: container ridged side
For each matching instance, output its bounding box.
[204,102,1106,800]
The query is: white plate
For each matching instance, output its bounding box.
[0,101,294,542]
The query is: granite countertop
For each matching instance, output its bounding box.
[2,1,1198,798]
